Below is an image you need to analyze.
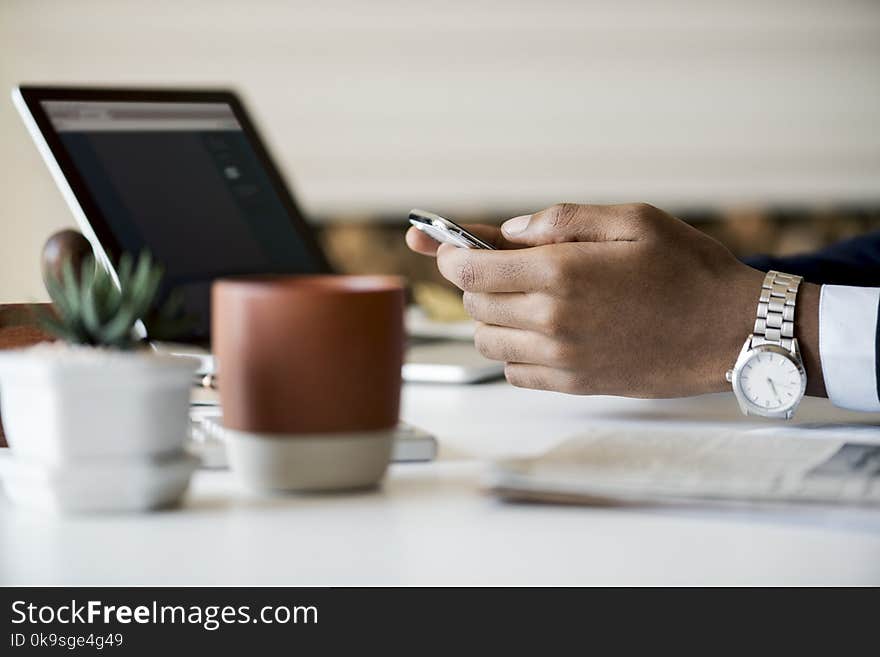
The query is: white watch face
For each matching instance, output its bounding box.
[737,349,804,413]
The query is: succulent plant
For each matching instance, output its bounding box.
[41,251,189,349]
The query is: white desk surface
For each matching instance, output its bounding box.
[2,382,880,586]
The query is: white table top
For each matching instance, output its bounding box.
[3,382,880,586]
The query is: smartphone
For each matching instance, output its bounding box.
[408,209,496,250]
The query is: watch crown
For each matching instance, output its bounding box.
[725,369,733,383]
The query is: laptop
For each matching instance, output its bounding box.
[12,86,503,384]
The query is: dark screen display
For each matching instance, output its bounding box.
[42,100,324,340]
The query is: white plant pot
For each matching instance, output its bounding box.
[0,344,197,463]
[0,450,198,513]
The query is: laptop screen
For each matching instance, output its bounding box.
[39,99,326,341]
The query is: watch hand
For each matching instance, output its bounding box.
[767,378,780,400]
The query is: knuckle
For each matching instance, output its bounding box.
[542,251,577,293]
[497,338,521,362]
[472,325,492,357]
[544,339,574,368]
[473,325,512,362]
[630,202,657,216]
[455,259,479,291]
[495,258,527,285]
[547,203,580,230]
[461,291,479,317]
[559,373,589,395]
[624,202,659,231]
[542,253,567,286]
[475,340,493,359]
[535,304,555,334]
[536,299,565,336]
[504,364,532,389]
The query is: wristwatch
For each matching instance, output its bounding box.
[726,270,807,419]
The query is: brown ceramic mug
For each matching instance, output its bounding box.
[212,275,405,435]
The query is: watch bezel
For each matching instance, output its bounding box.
[730,340,807,419]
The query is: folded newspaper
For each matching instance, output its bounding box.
[487,424,880,506]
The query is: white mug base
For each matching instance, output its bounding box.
[224,427,394,492]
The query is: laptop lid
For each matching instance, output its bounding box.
[13,86,331,343]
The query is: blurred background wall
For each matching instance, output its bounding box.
[2,0,880,302]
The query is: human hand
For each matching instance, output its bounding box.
[407,203,822,398]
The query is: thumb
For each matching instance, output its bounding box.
[500,203,647,246]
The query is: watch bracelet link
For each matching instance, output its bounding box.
[751,270,802,350]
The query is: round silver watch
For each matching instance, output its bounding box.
[725,270,807,419]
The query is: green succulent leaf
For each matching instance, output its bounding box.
[79,258,102,336]
[40,248,186,349]
[60,259,82,321]
[44,274,74,319]
[158,289,185,319]
[116,253,134,292]
[38,314,76,343]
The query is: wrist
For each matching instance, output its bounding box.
[702,266,766,394]
[706,269,825,398]
[795,281,825,397]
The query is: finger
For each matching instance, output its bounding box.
[436,244,554,293]
[406,225,443,256]
[406,223,519,257]
[473,323,564,367]
[503,363,587,395]
[500,203,652,247]
[462,291,548,332]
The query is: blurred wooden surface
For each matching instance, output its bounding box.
[0,303,54,447]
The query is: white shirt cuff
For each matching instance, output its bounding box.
[819,284,880,411]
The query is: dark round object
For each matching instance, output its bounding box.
[41,229,93,289]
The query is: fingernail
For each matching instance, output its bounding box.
[502,214,531,236]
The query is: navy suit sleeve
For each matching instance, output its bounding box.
[745,231,880,410]
[743,230,880,287]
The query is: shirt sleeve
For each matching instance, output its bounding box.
[819,284,880,411]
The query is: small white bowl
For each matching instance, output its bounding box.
[223,426,394,492]
[0,450,198,513]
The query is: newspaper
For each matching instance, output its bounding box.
[489,426,880,505]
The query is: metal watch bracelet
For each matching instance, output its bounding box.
[751,270,802,350]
